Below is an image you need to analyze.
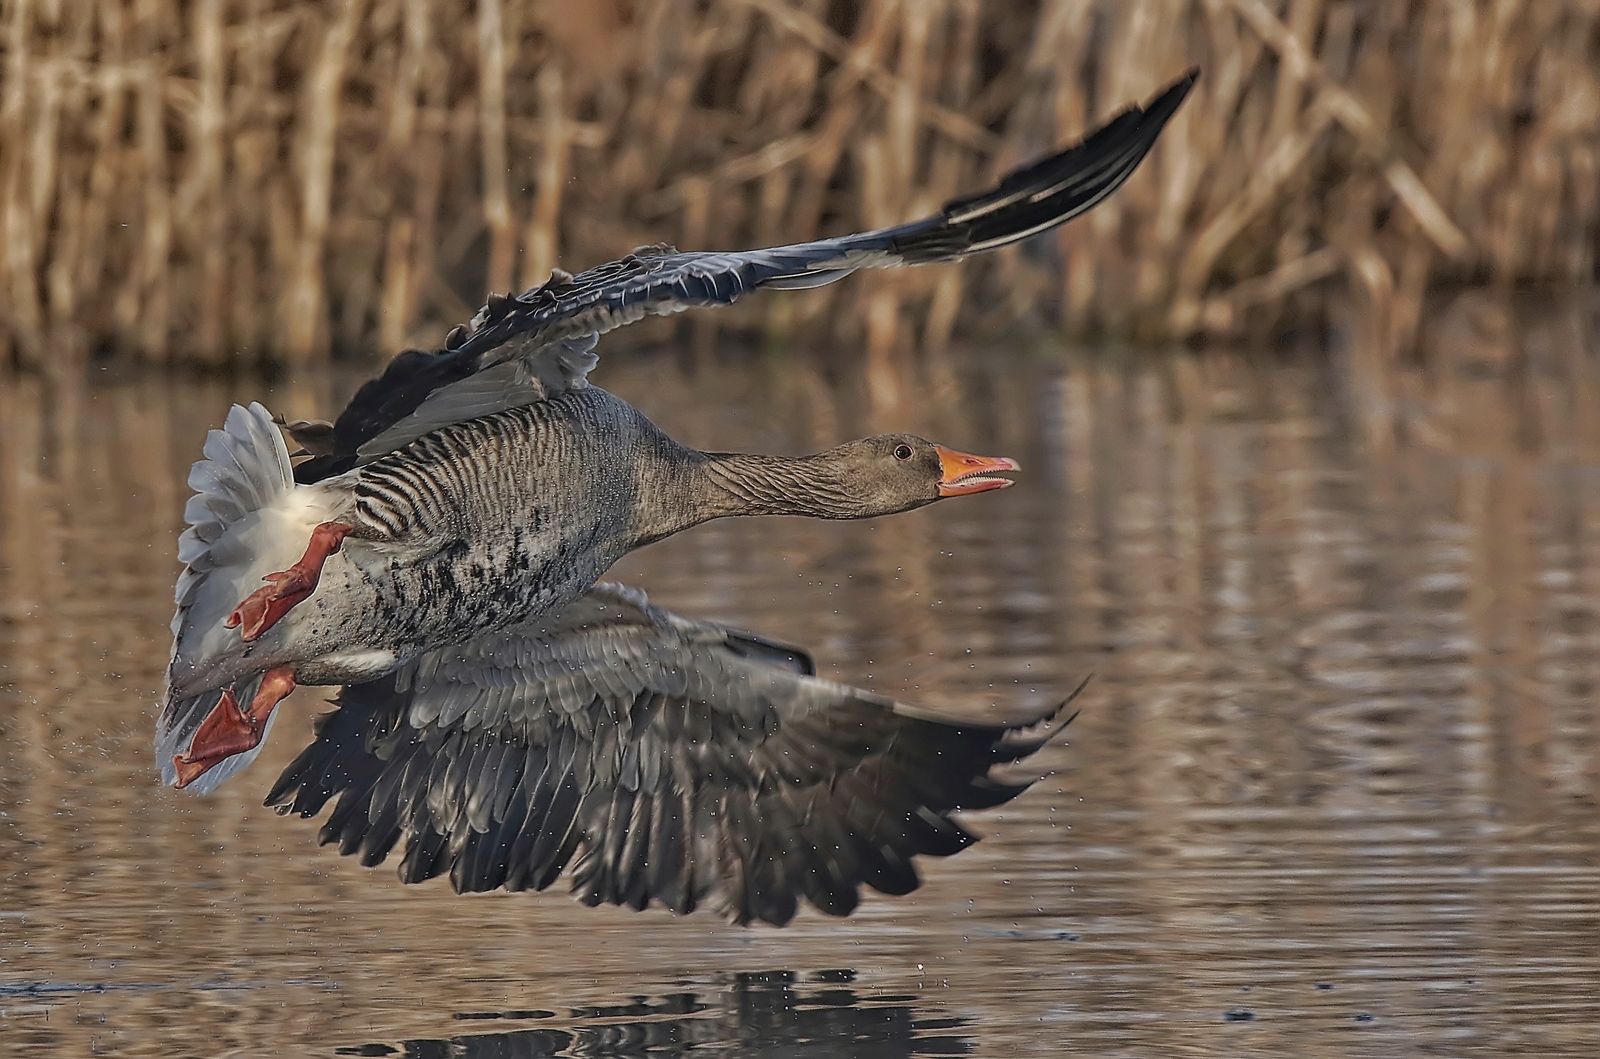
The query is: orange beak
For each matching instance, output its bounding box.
[935,445,1020,496]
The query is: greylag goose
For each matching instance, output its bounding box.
[158,72,1195,809]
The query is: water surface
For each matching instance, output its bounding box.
[2,313,1598,1055]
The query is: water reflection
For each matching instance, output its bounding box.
[1,293,1598,1054]
[336,971,968,1058]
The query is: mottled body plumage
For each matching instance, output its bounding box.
[170,390,695,699]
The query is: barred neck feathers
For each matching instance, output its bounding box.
[347,389,1011,549]
[648,431,1014,531]
[692,453,882,520]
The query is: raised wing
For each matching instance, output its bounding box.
[264,582,1077,925]
[294,70,1196,481]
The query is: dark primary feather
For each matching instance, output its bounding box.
[265,583,1078,926]
[294,70,1196,482]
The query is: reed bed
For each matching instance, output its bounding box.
[2,0,1596,368]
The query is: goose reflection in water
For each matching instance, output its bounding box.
[336,970,970,1058]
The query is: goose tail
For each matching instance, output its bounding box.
[157,402,296,791]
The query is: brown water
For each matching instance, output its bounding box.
[2,306,1599,1055]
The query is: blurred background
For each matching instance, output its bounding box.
[2,0,1596,373]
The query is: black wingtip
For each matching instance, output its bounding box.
[1022,672,1092,735]
[1102,67,1199,148]
[1147,67,1201,121]
[900,68,1198,261]
[985,674,1090,765]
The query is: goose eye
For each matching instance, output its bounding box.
[893,444,913,461]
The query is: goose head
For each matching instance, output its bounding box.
[813,434,1020,516]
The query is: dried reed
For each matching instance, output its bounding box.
[1,0,1596,367]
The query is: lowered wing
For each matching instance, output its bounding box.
[265,582,1077,925]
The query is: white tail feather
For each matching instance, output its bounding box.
[157,403,295,789]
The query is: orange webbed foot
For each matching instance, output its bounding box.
[225,521,352,642]
[172,667,297,789]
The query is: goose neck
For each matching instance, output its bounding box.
[690,451,865,521]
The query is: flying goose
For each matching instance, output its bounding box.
[157,70,1195,879]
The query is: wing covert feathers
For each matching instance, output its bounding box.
[265,583,1080,925]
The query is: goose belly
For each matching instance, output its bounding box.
[265,393,642,685]
[275,519,622,685]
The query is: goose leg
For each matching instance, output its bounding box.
[173,666,297,789]
[226,521,353,642]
